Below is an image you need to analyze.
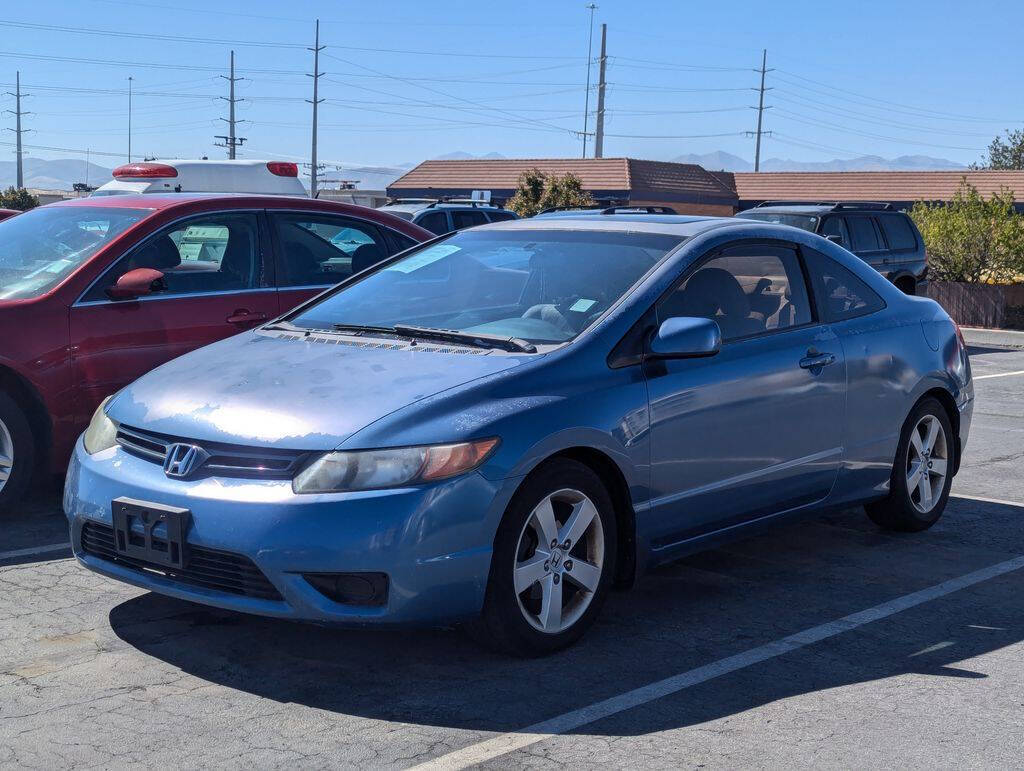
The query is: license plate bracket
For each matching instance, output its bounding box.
[112,497,191,569]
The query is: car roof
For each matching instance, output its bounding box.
[380,202,509,214]
[739,205,835,215]
[471,214,750,238]
[48,192,353,213]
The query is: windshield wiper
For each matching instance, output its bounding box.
[331,323,400,335]
[392,324,537,353]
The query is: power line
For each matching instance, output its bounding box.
[771,109,984,151]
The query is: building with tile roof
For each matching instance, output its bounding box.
[386,158,738,215]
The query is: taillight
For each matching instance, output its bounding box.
[267,162,298,177]
[112,162,178,179]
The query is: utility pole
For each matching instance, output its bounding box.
[215,50,247,158]
[5,71,30,188]
[581,3,597,159]
[753,49,772,173]
[594,24,607,159]
[307,19,325,197]
[127,75,133,163]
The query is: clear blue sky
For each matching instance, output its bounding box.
[1,0,1020,173]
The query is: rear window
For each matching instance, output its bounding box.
[877,214,918,250]
[734,211,819,232]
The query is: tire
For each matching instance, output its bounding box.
[468,458,617,656]
[0,390,35,512]
[866,397,953,532]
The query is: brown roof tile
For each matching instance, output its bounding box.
[731,170,1024,202]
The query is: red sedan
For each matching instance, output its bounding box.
[0,208,20,222]
[0,193,431,506]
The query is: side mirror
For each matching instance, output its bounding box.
[648,317,722,359]
[825,234,844,245]
[106,268,165,300]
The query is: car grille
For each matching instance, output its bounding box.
[116,424,309,480]
[80,521,282,601]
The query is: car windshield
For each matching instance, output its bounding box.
[289,229,683,344]
[735,211,819,232]
[0,206,148,300]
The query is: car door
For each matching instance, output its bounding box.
[69,210,277,419]
[644,241,846,550]
[845,215,887,272]
[270,211,394,312]
[415,210,452,236]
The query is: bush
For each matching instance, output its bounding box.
[0,187,40,211]
[507,169,594,217]
[909,179,1024,283]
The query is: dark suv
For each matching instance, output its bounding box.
[376,199,518,235]
[735,202,927,295]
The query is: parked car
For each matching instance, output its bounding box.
[376,199,518,235]
[0,208,19,223]
[735,202,928,295]
[0,194,430,507]
[534,205,680,217]
[91,160,308,197]
[65,213,972,655]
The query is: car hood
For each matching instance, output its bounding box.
[108,331,530,450]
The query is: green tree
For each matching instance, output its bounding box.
[909,178,1024,283]
[0,187,40,211]
[507,169,594,217]
[972,128,1024,170]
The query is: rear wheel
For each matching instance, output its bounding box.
[866,397,953,532]
[0,391,35,511]
[468,459,616,656]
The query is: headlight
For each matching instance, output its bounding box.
[82,397,119,455]
[292,438,499,494]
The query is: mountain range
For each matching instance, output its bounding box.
[3,150,969,193]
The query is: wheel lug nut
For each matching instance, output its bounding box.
[552,574,560,585]
[564,560,573,571]
[562,539,571,549]
[550,539,558,549]
[544,561,550,571]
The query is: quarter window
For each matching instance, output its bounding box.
[85,213,263,301]
[272,214,387,287]
[847,216,882,252]
[877,214,917,250]
[804,248,885,321]
[658,244,812,341]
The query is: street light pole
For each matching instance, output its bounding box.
[581,3,597,159]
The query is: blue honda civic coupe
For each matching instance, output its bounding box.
[64,214,973,655]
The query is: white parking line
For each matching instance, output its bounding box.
[952,493,1024,508]
[973,369,1024,380]
[0,542,71,562]
[413,554,1024,770]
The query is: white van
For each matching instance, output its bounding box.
[92,159,308,197]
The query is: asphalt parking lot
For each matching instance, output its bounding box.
[2,345,1023,769]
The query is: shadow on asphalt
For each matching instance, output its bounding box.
[107,498,1024,735]
[967,345,1022,356]
[0,482,70,564]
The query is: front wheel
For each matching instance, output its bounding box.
[468,459,617,656]
[866,397,953,532]
[0,391,35,511]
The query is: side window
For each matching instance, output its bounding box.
[486,211,517,223]
[386,230,418,253]
[451,210,488,230]
[847,216,882,252]
[272,214,387,287]
[877,214,917,251]
[820,216,850,247]
[804,248,886,321]
[416,211,450,236]
[657,244,812,342]
[85,213,263,301]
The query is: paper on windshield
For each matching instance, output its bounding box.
[386,244,461,274]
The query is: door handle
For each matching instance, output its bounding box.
[800,352,836,369]
[226,310,268,325]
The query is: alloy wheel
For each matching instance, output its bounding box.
[906,414,948,514]
[0,415,13,494]
[513,488,605,634]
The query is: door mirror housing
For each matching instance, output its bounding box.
[106,268,165,300]
[824,234,844,245]
[648,316,722,359]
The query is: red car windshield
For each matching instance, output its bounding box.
[0,206,148,300]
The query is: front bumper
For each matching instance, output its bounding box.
[64,438,519,626]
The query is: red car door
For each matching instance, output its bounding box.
[269,211,404,312]
[69,210,279,422]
